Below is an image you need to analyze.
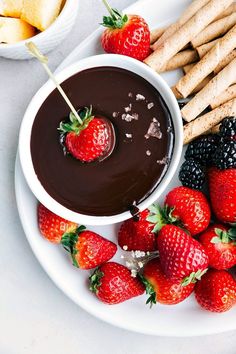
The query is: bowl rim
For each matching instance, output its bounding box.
[19,53,183,225]
[0,0,76,49]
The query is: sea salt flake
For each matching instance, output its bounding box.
[124,103,132,112]
[122,113,139,122]
[128,92,133,98]
[146,150,151,156]
[112,111,119,118]
[138,261,144,268]
[126,133,133,138]
[136,93,145,101]
[147,102,154,109]
[145,120,162,139]
[157,156,170,165]
[131,269,137,278]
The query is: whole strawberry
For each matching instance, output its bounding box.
[165,186,211,235]
[157,225,209,282]
[118,209,157,252]
[89,262,145,304]
[101,0,150,61]
[61,226,117,270]
[38,203,77,243]
[142,258,195,306]
[59,106,114,163]
[195,269,236,312]
[199,225,236,270]
[208,167,236,223]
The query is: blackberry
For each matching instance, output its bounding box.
[219,116,236,138]
[185,135,220,166]
[179,159,205,190]
[212,140,236,170]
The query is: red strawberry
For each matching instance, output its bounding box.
[59,106,114,163]
[118,209,157,252]
[195,269,236,312]
[208,167,236,223]
[199,225,236,270]
[89,262,145,304]
[157,225,209,282]
[61,226,117,270]
[38,203,77,243]
[101,0,150,61]
[165,186,211,235]
[142,258,195,306]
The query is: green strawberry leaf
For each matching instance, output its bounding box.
[101,6,128,29]
[89,268,104,293]
[59,106,94,135]
[147,204,179,233]
[212,227,236,244]
[61,225,86,267]
[228,228,236,240]
[139,275,156,308]
[182,269,208,287]
[211,236,221,244]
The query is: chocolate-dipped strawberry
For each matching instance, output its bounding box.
[59,106,115,163]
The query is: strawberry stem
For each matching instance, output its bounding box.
[101,0,128,29]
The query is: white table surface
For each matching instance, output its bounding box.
[1,0,236,353]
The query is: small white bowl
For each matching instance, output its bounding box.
[19,54,183,225]
[0,0,79,60]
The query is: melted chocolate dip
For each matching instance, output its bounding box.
[31,67,174,216]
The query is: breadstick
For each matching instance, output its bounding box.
[152,0,211,49]
[210,84,236,108]
[144,0,234,73]
[208,124,221,133]
[214,2,236,20]
[172,75,213,99]
[214,49,236,73]
[191,12,236,48]
[150,27,166,44]
[183,63,195,74]
[183,98,236,144]
[182,63,213,94]
[196,39,219,58]
[172,86,183,99]
[181,57,236,121]
[176,24,236,98]
[159,50,199,72]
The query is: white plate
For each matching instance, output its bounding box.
[15,0,236,336]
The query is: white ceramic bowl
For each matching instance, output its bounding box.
[19,54,183,225]
[0,0,79,60]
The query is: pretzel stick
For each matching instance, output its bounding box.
[210,84,236,108]
[214,2,236,20]
[176,24,236,98]
[191,12,236,48]
[181,57,236,121]
[152,0,211,49]
[214,49,236,73]
[196,39,219,58]
[144,0,234,73]
[183,98,236,144]
[159,49,199,72]
[150,27,166,44]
